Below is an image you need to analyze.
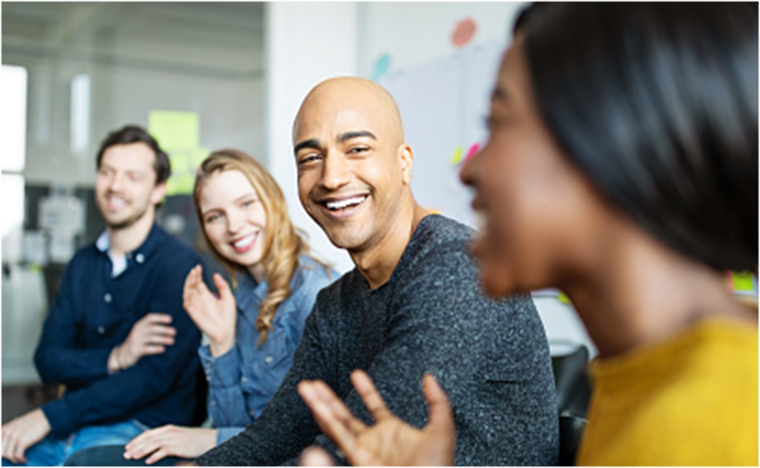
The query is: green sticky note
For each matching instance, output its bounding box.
[166,173,195,196]
[170,151,191,173]
[192,147,210,168]
[148,110,199,150]
[731,271,755,292]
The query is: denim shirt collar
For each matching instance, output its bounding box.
[233,256,311,324]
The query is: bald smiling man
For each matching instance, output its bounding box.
[196,78,559,466]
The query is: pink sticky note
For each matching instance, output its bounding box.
[464,143,480,162]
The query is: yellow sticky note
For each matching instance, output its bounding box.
[558,292,572,305]
[450,146,463,165]
[149,110,199,150]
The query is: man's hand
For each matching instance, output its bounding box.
[123,425,217,465]
[109,313,176,373]
[183,265,237,357]
[297,370,456,466]
[1,409,51,464]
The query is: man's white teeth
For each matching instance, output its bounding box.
[326,196,366,211]
[109,197,127,207]
[233,234,256,248]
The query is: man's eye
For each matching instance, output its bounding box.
[298,154,321,166]
[348,147,368,154]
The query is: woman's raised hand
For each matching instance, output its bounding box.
[183,265,237,357]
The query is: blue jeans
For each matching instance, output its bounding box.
[2,420,147,466]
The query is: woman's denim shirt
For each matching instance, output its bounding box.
[198,255,338,444]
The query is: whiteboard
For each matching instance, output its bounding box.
[380,37,508,229]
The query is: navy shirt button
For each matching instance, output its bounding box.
[136,253,145,264]
[104,293,112,303]
[97,326,106,334]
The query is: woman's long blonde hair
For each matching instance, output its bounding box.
[194,149,307,345]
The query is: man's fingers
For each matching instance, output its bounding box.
[145,447,169,465]
[143,313,173,324]
[125,427,166,458]
[350,370,392,422]
[2,433,15,462]
[146,328,176,345]
[422,374,455,437]
[125,438,159,460]
[12,439,26,465]
[143,345,166,355]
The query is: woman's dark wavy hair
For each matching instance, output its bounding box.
[516,3,758,271]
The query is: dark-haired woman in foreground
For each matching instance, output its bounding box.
[297,3,758,465]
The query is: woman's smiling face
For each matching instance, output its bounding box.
[200,169,268,270]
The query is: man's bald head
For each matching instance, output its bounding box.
[293,77,405,147]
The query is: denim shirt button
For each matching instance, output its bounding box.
[241,376,249,383]
[265,355,273,364]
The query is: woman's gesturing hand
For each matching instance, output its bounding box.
[183,265,237,357]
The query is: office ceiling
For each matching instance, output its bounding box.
[2,2,266,79]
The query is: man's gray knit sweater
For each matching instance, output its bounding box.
[198,215,559,466]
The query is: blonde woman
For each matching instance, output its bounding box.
[122,149,337,464]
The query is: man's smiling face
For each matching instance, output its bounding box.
[293,78,412,254]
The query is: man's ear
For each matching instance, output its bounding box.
[399,144,414,185]
[151,181,168,206]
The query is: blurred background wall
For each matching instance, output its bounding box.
[1,2,593,420]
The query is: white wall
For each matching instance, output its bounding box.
[357,2,525,78]
[265,2,357,274]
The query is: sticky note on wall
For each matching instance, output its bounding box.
[728,271,757,294]
[149,111,199,150]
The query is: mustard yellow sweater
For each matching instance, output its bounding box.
[578,319,758,466]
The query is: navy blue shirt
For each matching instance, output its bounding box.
[35,224,205,438]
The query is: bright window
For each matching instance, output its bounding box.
[1,65,28,173]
